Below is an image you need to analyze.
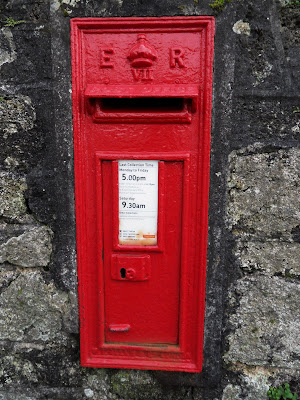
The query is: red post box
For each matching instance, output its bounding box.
[71,17,215,372]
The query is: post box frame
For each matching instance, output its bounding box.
[71,16,215,372]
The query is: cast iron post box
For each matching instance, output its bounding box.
[71,17,215,372]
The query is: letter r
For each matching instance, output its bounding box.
[170,48,185,68]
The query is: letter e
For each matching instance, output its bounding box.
[100,48,114,68]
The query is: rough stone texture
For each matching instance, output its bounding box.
[225,143,300,391]
[0,271,73,343]
[227,148,300,240]
[222,372,269,400]
[222,384,242,400]
[0,173,28,221]
[110,370,162,400]
[109,370,190,400]
[233,20,251,36]
[230,100,300,149]
[224,275,300,369]
[0,347,82,389]
[222,367,300,400]
[225,128,300,397]
[0,226,53,267]
[0,96,35,135]
[236,240,300,277]
[82,369,113,400]
[0,393,34,400]
[0,28,17,68]
[0,265,20,294]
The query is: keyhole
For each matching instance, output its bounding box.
[120,268,126,279]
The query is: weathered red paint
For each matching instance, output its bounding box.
[71,17,215,372]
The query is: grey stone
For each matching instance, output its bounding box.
[230,102,300,146]
[0,347,83,389]
[241,372,270,400]
[222,384,242,400]
[227,148,300,240]
[236,240,300,277]
[83,389,94,398]
[0,393,35,400]
[0,267,20,293]
[83,369,112,400]
[0,388,86,400]
[0,355,39,387]
[0,226,53,267]
[51,0,81,12]
[270,369,300,393]
[224,275,300,369]
[0,271,71,343]
[252,61,273,87]
[3,157,19,170]
[0,28,16,68]
[280,4,300,50]
[61,290,79,334]
[222,367,300,400]
[110,370,190,400]
[222,371,269,400]
[0,96,35,134]
[233,20,251,36]
[0,223,29,245]
[0,173,28,221]
[110,370,163,400]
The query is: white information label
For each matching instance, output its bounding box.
[118,160,158,246]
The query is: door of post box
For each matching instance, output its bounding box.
[71,17,214,372]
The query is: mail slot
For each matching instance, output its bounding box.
[71,17,215,372]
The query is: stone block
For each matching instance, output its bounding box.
[110,370,189,400]
[227,148,300,240]
[221,367,300,400]
[0,266,20,293]
[0,173,28,221]
[0,96,35,135]
[236,240,300,277]
[224,275,300,369]
[0,271,71,343]
[222,372,269,400]
[0,226,53,267]
[110,370,164,400]
[82,369,111,400]
[0,393,35,400]
[0,28,16,68]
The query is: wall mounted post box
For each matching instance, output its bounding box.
[71,17,214,372]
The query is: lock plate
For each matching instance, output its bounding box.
[111,254,151,281]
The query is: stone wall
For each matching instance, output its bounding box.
[0,0,299,399]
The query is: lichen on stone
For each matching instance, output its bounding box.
[0,225,53,267]
[235,240,300,277]
[0,173,28,222]
[233,20,251,36]
[0,95,36,133]
[227,148,300,240]
[0,28,17,68]
[0,271,73,343]
[224,275,300,369]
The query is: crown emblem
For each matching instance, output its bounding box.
[128,34,157,68]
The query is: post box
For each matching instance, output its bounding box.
[71,17,214,372]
